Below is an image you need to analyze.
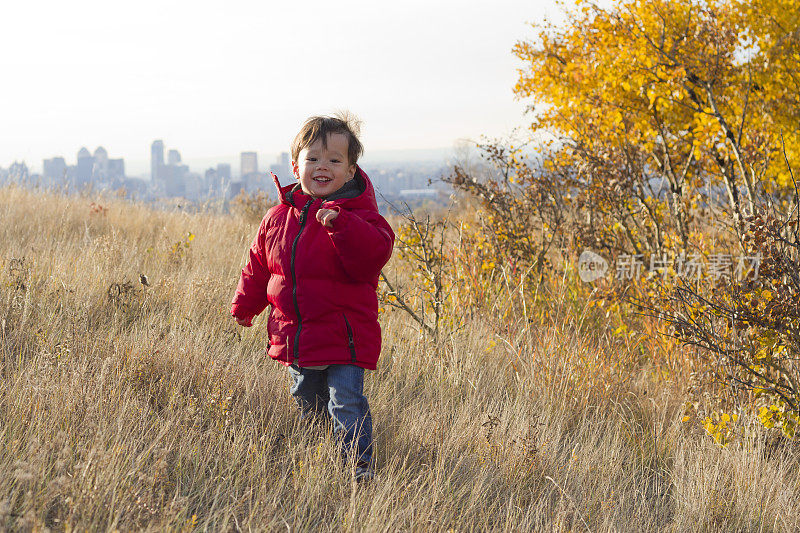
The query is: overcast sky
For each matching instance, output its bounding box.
[1,0,573,175]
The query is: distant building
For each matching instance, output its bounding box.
[168,149,181,166]
[107,159,125,181]
[227,180,244,200]
[43,157,67,182]
[208,163,231,198]
[41,147,124,189]
[8,161,29,183]
[147,140,192,197]
[164,163,188,197]
[93,146,108,180]
[183,172,203,200]
[216,163,231,181]
[151,140,164,181]
[76,147,94,185]
[204,167,218,195]
[164,148,188,197]
[400,189,438,197]
[241,151,258,178]
[244,172,268,194]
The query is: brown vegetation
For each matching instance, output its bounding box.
[1,184,798,531]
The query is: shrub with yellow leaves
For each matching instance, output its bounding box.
[656,203,800,437]
[702,412,739,446]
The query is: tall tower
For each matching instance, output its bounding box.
[76,147,94,185]
[240,151,258,178]
[93,146,108,180]
[151,140,164,181]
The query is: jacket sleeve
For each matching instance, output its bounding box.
[231,217,271,323]
[326,208,394,282]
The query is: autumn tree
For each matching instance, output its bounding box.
[489,0,800,437]
[513,0,800,255]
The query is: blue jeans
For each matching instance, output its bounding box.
[287,364,373,466]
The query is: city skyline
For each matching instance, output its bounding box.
[8,136,464,179]
[2,136,449,212]
[34,140,293,180]
[0,0,591,172]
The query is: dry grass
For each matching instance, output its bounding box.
[1,184,799,532]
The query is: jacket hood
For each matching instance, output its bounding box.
[271,165,379,212]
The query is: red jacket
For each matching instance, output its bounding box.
[231,167,394,370]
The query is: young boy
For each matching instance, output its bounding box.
[231,115,394,481]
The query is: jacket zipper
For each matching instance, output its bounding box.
[290,199,313,364]
[343,313,357,363]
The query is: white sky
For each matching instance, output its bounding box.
[1,0,570,175]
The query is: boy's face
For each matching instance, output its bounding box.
[292,133,356,198]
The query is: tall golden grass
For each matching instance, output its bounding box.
[1,184,798,531]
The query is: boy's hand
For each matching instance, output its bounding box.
[234,316,252,327]
[316,208,339,228]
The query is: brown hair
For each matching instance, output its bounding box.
[291,113,364,166]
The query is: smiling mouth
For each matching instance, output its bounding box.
[313,177,332,183]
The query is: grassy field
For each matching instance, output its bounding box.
[1,184,799,531]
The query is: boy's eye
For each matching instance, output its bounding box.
[331,159,340,163]
[306,157,317,162]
